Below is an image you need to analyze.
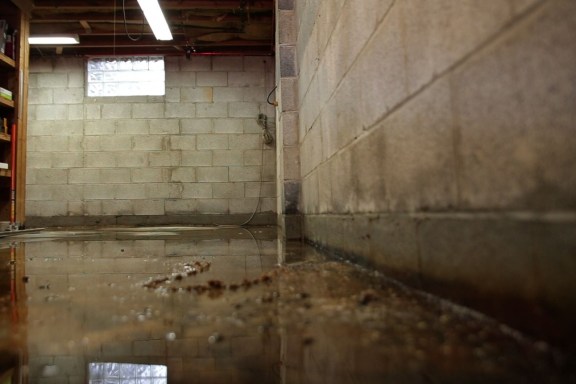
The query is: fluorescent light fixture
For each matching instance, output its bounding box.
[29,35,80,45]
[137,0,173,41]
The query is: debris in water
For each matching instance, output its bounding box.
[298,292,310,300]
[143,277,170,289]
[302,337,315,346]
[229,284,240,291]
[358,289,379,306]
[208,280,225,290]
[261,274,273,284]
[193,285,208,294]
[260,293,276,304]
[208,332,223,344]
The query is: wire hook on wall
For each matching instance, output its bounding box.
[267,86,278,107]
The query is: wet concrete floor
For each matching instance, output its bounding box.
[0,226,574,383]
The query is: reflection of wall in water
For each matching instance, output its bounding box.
[22,235,281,383]
[0,246,27,383]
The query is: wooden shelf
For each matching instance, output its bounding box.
[0,0,29,225]
[0,52,16,69]
[0,97,14,109]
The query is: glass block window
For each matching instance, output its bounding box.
[88,362,168,384]
[87,56,165,97]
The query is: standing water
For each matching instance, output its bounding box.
[0,226,573,383]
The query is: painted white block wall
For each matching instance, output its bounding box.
[26,56,276,225]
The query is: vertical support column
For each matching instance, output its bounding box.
[15,9,29,226]
[275,0,302,239]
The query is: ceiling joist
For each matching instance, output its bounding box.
[29,0,275,57]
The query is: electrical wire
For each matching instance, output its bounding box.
[238,60,274,226]
[123,0,145,41]
[267,85,278,106]
[240,226,264,275]
[238,126,267,226]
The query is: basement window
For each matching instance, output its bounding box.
[87,56,165,97]
[88,362,167,383]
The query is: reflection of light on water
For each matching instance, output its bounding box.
[88,362,167,383]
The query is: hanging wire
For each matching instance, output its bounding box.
[123,0,145,41]
[238,132,267,226]
[238,59,273,226]
[267,85,278,106]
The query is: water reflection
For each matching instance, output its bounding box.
[2,227,281,384]
[0,226,573,384]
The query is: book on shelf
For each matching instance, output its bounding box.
[0,162,8,170]
[0,87,12,101]
[5,31,14,59]
[0,20,7,55]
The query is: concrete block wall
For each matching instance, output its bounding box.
[26,56,276,227]
[293,0,576,347]
[275,0,303,239]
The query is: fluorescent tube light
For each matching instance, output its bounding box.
[29,35,80,45]
[137,0,173,41]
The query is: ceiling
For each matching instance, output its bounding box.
[28,0,275,57]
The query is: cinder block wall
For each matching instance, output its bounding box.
[293,0,576,346]
[275,1,302,239]
[26,56,276,226]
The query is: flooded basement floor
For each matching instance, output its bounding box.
[0,226,574,384]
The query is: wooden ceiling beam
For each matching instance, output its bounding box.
[29,0,275,57]
[32,0,274,11]
[66,35,271,47]
[30,44,274,57]
[79,20,92,33]
[10,0,33,13]
[29,23,244,36]
[30,12,272,24]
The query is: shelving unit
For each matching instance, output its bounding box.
[0,0,29,230]
[0,131,10,178]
